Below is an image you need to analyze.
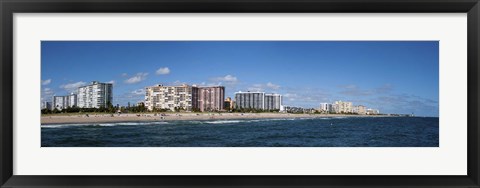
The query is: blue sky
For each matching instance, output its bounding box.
[41,41,439,117]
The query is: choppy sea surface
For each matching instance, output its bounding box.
[41,117,438,147]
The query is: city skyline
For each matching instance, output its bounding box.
[44,80,382,115]
[41,41,439,117]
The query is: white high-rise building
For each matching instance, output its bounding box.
[319,103,333,112]
[42,101,52,110]
[77,81,113,108]
[235,91,265,110]
[264,93,282,111]
[52,93,77,110]
[234,91,283,111]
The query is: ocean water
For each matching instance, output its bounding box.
[41,117,439,147]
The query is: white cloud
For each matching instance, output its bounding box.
[41,88,53,101]
[60,81,86,93]
[156,67,170,75]
[41,87,55,103]
[217,75,237,82]
[279,88,332,108]
[172,80,186,85]
[284,93,298,101]
[121,73,128,77]
[114,89,146,106]
[124,72,148,84]
[107,80,115,84]
[266,82,280,90]
[41,79,51,85]
[338,84,393,96]
[131,89,145,95]
[210,75,238,86]
[246,82,280,92]
[248,84,264,92]
[43,87,54,95]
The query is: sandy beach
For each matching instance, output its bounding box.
[41,112,389,124]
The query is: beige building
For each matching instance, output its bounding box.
[144,84,225,112]
[333,100,353,113]
[144,84,195,111]
[366,108,380,115]
[224,97,233,110]
[353,105,367,114]
[224,97,234,110]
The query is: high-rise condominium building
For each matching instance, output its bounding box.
[42,101,52,110]
[77,81,113,108]
[197,86,225,112]
[319,103,333,112]
[264,93,282,111]
[144,84,195,111]
[366,108,380,115]
[333,100,353,113]
[353,105,367,114]
[235,91,265,110]
[52,93,77,110]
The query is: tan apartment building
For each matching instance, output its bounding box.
[145,84,224,112]
[144,84,195,111]
[333,100,353,113]
[353,105,367,114]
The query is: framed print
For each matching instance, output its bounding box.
[1,0,479,187]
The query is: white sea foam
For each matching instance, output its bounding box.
[42,118,309,128]
[41,123,95,128]
[259,118,295,121]
[111,122,169,126]
[205,120,242,124]
[96,123,117,127]
[201,118,299,124]
[41,124,71,128]
[41,121,169,128]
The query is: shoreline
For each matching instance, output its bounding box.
[41,113,397,125]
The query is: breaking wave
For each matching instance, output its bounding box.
[41,121,169,128]
[41,117,349,128]
[191,118,298,125]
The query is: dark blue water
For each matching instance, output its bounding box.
[41,117,439,147]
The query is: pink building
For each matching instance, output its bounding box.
[197,86,225,112]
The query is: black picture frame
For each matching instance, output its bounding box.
[1,0,479,187]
